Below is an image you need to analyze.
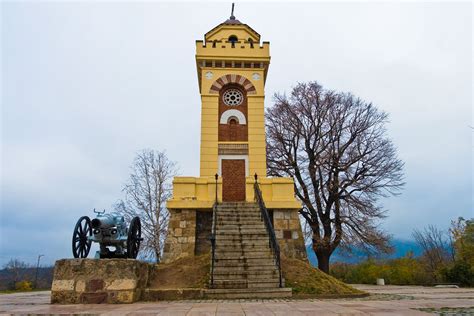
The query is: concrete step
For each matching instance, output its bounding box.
[212,279,247,289]
[217,205,260,209]
[216,245,272,254]
[215,236,270,242]
[214,261,278,274]
[216,215,263,220]
[217,208,260,213]
[215,248,272,253]
[215,243,271,249]
[216,209,260,213]
[248,281,281,288]
[217,239,271,247]
[215,248,272,254]
[217,214,260,217]
[215,230,268,236]
[215,253,273,260]
[214,257,275,266]
[216,221,264,226]
[216,227,267,233]
[213,277,280,289]
[217,207,260,212]
[216,222,265,227]
[213,270,278,280]
[216,225,267,230]
[217,208,260,211]
[204,287,292,299]
[216,225,266,230]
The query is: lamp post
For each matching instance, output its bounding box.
[214,173,218,203]
[34,254,44,289]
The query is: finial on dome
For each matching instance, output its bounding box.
[230,3,235,20]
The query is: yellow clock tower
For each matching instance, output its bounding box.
[164,8,305,265]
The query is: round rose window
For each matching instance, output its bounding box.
[223,89,244,106]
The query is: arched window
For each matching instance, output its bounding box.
[228,35,238,48]
[212,40,217,48]
[228,116,239,125]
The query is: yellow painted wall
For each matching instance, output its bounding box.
[168,176,301,210]
[166,20,301,210]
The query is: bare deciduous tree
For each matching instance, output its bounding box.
[3,259,30,289]
[266,82,404,273]
[115,149,177,263]
[412,225,452,280]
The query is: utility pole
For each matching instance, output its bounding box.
[34,254,44,289]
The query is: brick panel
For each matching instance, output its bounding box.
[218,85,248,142]
[219,123,248,141]
[222,159,246,201]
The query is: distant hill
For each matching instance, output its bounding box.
[306,239,423,267]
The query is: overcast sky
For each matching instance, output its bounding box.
[1,2,472,266]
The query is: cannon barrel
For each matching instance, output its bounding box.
[91,215,117,229]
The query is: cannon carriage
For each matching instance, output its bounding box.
[72,210,142,259]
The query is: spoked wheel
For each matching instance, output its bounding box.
[127,217,141,259]
[72,216,92,258]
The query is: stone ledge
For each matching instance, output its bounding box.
[51,259,151,304]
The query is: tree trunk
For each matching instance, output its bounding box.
[315,250,331,274]
[155,249,161,263]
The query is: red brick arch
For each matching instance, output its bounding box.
[209,74,256,95]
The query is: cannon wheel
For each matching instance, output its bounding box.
[127,217,141,259]
[72,216,92,258]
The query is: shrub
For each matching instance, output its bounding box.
[442,261,474,287]
[330,256,432,285]
[15,280,33,291]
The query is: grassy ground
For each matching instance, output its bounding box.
[149,253,365,298]
[282,256,366,298]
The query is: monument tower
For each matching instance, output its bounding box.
[164,7,306,291]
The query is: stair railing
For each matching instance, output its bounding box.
[253,173,283,288]
[210,173,218,288]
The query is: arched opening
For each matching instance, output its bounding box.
[228,35,238,48]
[228,116,239,125]
[248,38,254,48]
[228,116,239,140]
[212,40,217,48]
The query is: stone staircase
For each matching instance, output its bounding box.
[205,202,292,299]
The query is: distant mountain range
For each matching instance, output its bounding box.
[306,239,423,267]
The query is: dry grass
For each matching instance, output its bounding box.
[148,253,365,298]
[282,256,366,297]
[148,254,210,289]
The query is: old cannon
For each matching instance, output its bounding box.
[72,210,142,259]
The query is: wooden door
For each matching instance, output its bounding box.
[222,159,246,202]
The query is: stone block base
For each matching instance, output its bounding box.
[162,209,198,263]
[272,209,307,260]
[51,259,150,304]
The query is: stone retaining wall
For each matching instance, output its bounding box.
[51,259,150,304]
